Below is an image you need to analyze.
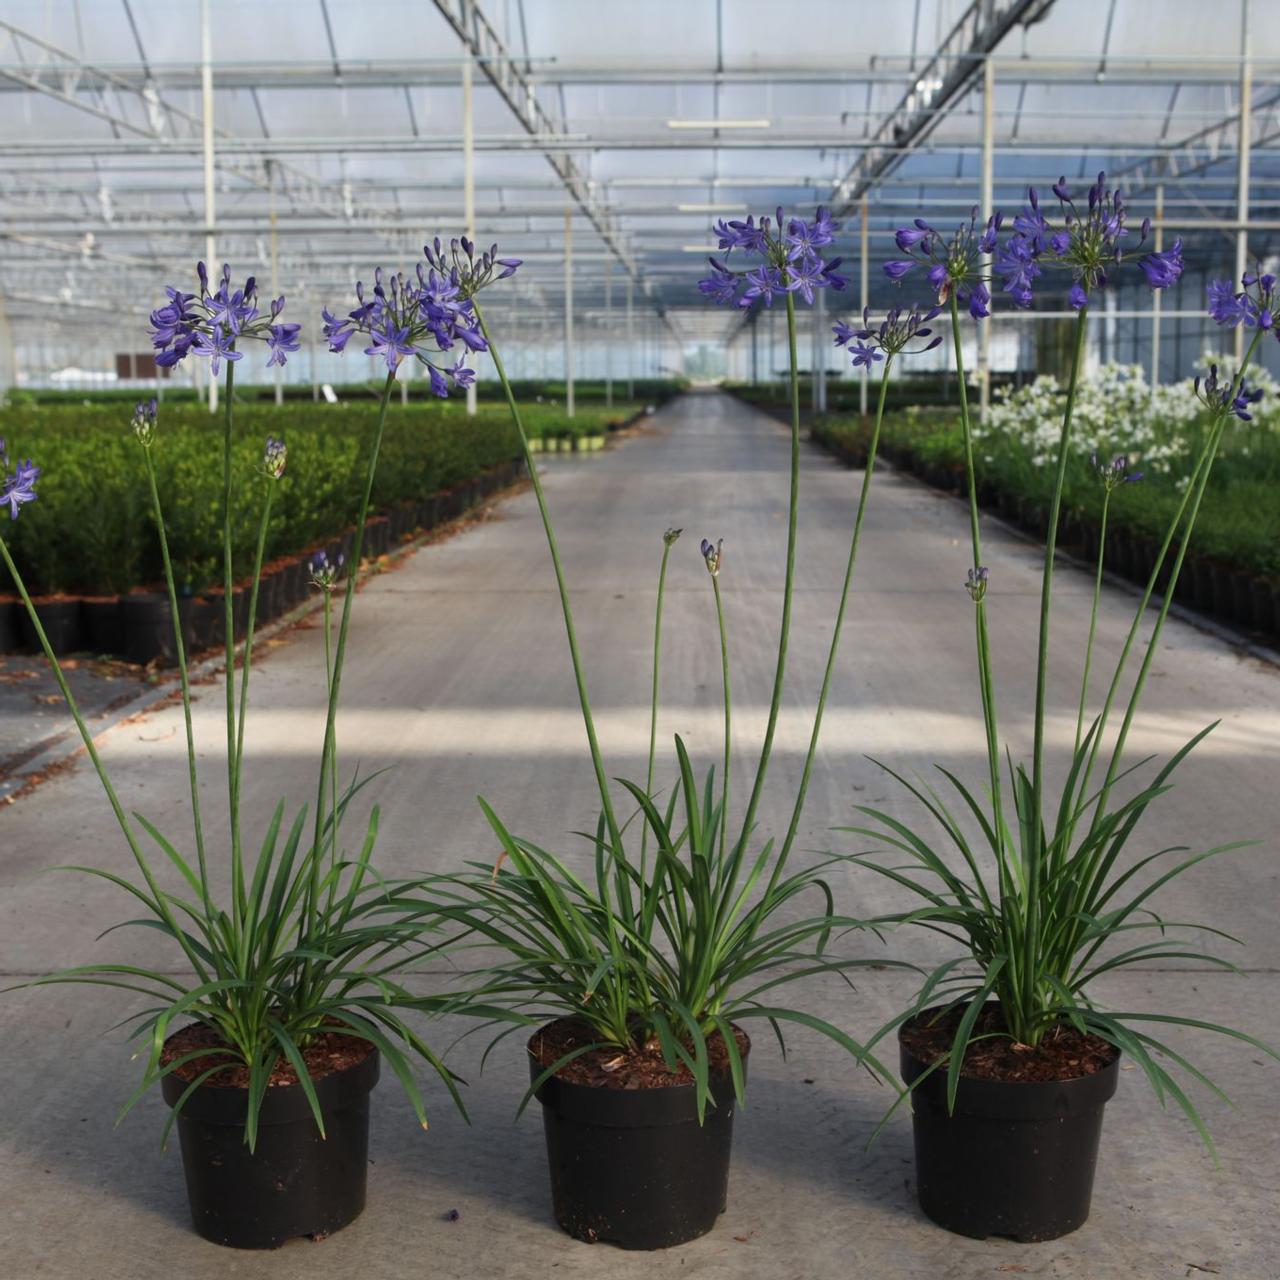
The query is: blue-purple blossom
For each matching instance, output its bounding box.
[1194,362,1265,422]
[700,537,723,577]
[310,550,345,592]
[1,455,40,521]
[883,207,1003,322]
[1138,240,1184,291]
[263,436,287,480]
[834,301,943,363]
[698,207,845,310]
[322,237,516,393]
[132,398,158,446]
[1091,452,1143,491]
[150,264,296,373]
[965,565,989,602]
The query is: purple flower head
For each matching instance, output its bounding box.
[699,207,843,310]
[1194,362,1265,422]
[883,260,915,282]
[131,397,158,446]
[700,537,723,577]
[1069,282,1089,311]
[835,301,943,364]
[150,263,297,373]
[885,206,1006,323]
[262,436,287,481]
[1092,452,1143,491]
[309,549,345,592]
[1,456,40,521]
[994,233,1042,309]
[324,237,513,394]
[1138,239,1184,291]
[964,565,989,603]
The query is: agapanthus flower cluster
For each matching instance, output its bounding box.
[964,565,989,603]
[310,550,345,592]
[886,173,1184,316]
[323,237,520,395]
[1091,452,1144,491]
[698,207,848,310]
[0,438,39,521]
[1194,363,1264,423]
[833,302,944,367]
[132,398,157,447]
[700,537,723,577]
[262,436,287,480]
[883,207,1001,319]
[150,263,300,374]
[1207,268,1278,338]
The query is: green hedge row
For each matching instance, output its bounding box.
[0,398,642,597]
[807,407,1280,580]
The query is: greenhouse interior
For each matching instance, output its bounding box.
[1,2,1278,1277]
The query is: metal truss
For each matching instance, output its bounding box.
[830,0,1056,213]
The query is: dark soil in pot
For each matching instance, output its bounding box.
[528,1018,750,1251]
[19,595,83,656]
[899,1004,1119,1243]
[160,1022,380,1249]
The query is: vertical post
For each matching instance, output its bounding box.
[978,53,995,421]
[625,274,634,400]
[1150,184,1164,389]
[200,0,217,414]
[859,194,869,416]
[564,206,575,419]
[1235,0,1252,365]
[463,54,477,416]
[604,260,613,408]
[268,160,283,406]
[751,311,758,385]
[814,282,827,412]
[310,322,320,401]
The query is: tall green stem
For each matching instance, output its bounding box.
[1073,489,1111,758]
[735,291,803,851]
[641,538,676,874]
[711,572,731,862]
[143,449,209,899]
[772,356,892,882]
[219,362,242,914]
[471,300,623,858]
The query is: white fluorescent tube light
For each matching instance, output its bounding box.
[666,118,772,129]
[679,245,722,253]
[676,202,748,213]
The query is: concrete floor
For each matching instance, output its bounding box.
[1,391,1277,1279]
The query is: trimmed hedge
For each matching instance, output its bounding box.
[0,398,643,596]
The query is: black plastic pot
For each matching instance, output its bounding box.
[20,597,83,656]
[161,1036,380,1249]
[0,597,18,653]
[81,597,124,656]
[364,516,391,559]
[122,593,190,666]
[899,1019,1119,1242]
[529,1025,747,1250]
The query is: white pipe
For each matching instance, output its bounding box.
[200,0,216,414]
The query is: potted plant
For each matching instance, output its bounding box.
[1,254,507,1248]
[420,221,941,1250]
[855,178,1278,1241]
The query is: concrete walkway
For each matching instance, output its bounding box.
[1,391,1277,1279]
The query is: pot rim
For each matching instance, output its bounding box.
[160,1023,381,1128]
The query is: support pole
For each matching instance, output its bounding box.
[200,0,217,414]
[268,160,283,406]
[625,274,634,401]
[604,260,613,408]
[463,54,477,416]
[564,206,575,418]
[751,311,758,385]
[978,54,995,421]
[1235,0,1252,366]
[859,194,869,416]
[1150,184,1164,389]
[814,282,827,412]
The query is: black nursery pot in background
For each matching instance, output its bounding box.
[161,1039,380,1249]
[899,1026,1119,1243]
[20,597,83,656]
[529,1025,748,1251]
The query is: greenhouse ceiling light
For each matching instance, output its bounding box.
[676,202,747,213]
[666,119,771,129]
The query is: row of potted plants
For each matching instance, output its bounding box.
[2,198,1275,1256]
[0,456,526,664]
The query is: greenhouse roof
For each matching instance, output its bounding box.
[1,0,1278,354]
